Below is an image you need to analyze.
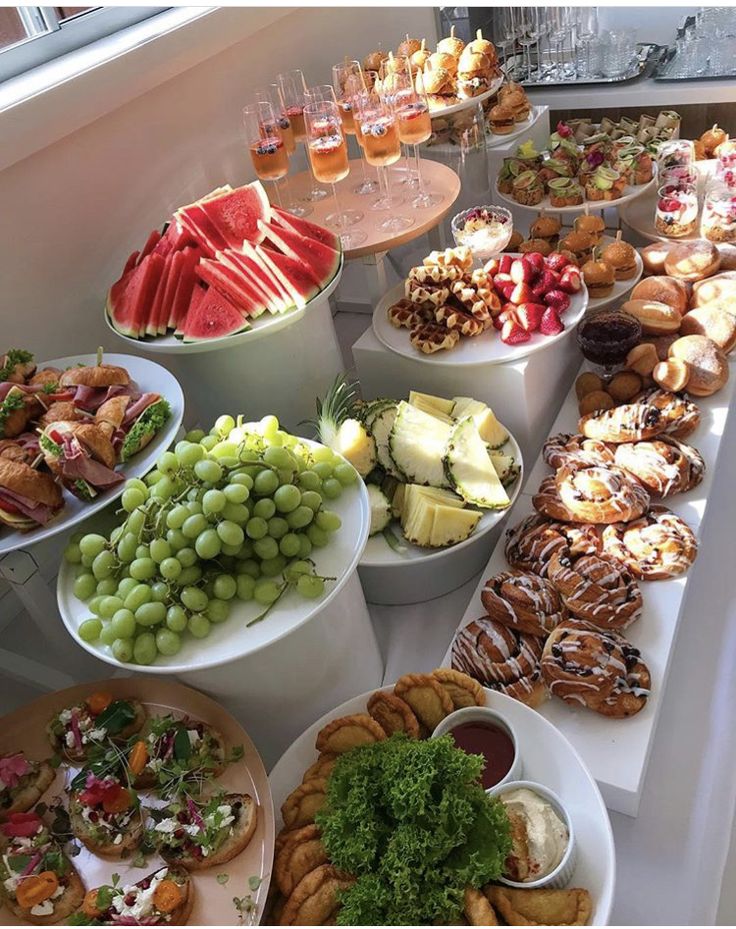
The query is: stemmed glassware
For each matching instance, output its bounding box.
[303,100,366,248]
[378,53,416,187]
[353,90,413,232]
[242,101,290,207]
[277,69,328,203]
[392,68,441,209]
[254,83,311,217]
[518,7,542,82]
[333,60,379,196]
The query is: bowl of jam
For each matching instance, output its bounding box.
[432,706,522,789]
[576,309,642,370]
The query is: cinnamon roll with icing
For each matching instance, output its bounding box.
[546,550,643,630]
[600,505,698,580]
[481,571,568,637]
[579,402,663,443]
[541,620,650,718]
[543,433,615,471]
[635,388,701,440]
[450,617,547,708]
[504,514,600,577]
[532,476,577,522]
[614,436,705,497]
[555,461,650,524]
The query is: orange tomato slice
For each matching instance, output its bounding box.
[16,871,59,909]
[153,879,184,914]
[86,691,113,715]
[83,889,103,918]
[102,786,132,814]
[128,740,149,777]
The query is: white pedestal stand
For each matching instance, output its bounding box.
[177,571,382,769]
[352,328,580,465]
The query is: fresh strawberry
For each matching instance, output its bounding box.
[524,252,546,275]
[539,268,561,291]
[544,289,571,313]
[658,197,682,213]
[484,257,500,275]
[510,258,534,284]
[546,252,573,273]
[516,302,546,332]
[499,254,513,274]
[540,306,564,335]
[501,316,531,344]
[493,272,513,288]
[498,282,516,301]
[559,267,582,294]
[510,281,534,305]
[493,304,517,328]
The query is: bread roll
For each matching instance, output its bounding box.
[690,271,736,309]
[680,306,736,352]
[664,240,721,282]
[668,335,729,396]
[621,299,681,335]
[630,276,688,315]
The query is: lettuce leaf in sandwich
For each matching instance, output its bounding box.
[121,398,170,461]
[0,388,25,439]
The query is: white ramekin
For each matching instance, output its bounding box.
[487,779,577,889]
[431,705,523,788]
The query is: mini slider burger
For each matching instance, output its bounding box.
[422,65,458,110]
[489,103,515,135]
[529,212,561,247]
[558,230,595,265]
[601,235,638,280]
[581,259,616,298]
[573,212,606,243]
[0,458,63,530]
[457,49,492,98]
[436,24,465,59]
[39,421,124,500]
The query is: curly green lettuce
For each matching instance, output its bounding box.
[0,349,33,382]
[121,398,170,461]
[315,733,511,926]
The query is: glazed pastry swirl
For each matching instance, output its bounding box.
[636,388,701,439]
[614,436,705,497]
[600,505,698,580]
[543,433,615,471]
[578,402,663,443]
[541,620,650,718]
[481,570,568,637]
[504,514,601,577]
[451,617,547,707]
[555,462,650,524]
[532,476,577,522]
[546,550,643,630]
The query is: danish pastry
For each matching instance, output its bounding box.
[555,461,650,524]
[450,617,547,707]
[543,433,615,471]
[409,321,459,354]
[600,505,698,580]
[546,551,643,630]
[504,514,601,577]
[579,402,663,443]
[614,436,704,497]
[541,620,650,718]
[636,388,700,439]
[532,475,577,522]
[481,570,568,637]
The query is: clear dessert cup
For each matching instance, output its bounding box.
[451,206,514,261]
[654,184,699,238]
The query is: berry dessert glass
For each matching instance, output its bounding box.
[451,206,513,261]
[659,165,698,192]
[577,309,642,373]
[657,139,694,173]
[654,185,698,238]
[701,183,736,243]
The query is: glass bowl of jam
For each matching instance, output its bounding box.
[432,706,522,789]
[576,309,642,371]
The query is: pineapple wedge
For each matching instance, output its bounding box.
[401,494,435,547]
[490,452,520,486]
[429,505,481,547]
[366,402,402,478]
[332,419,377,477]
[451,397,509,448]
[389,401,452,488]
[408,391,455,416]
[444,417,510,509]
[367,483,392,535]
[391,482,405,519]
[411,486,465,507]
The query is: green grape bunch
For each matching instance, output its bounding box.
[64,414,357,667]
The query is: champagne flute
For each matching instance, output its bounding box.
[277,68,328,203]
[343,68,380,196]
[303,100,366,248]
[353,90,413,232]
[254,84,312,218]
[242,101,289,207]
[392,68,441,209]
[378,52,416,186]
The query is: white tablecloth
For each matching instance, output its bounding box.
[370,403,736,925]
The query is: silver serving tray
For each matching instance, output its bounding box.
[507,43,662,87]
[654,45,736,81]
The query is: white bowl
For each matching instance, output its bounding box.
[488,779,577,890]
[431,705,523,788]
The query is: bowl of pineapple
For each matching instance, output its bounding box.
[312,380,522,605]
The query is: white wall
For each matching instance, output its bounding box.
[0,7,435,359]
[597,6,698,44]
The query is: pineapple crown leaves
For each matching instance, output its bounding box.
[305,374,362,444]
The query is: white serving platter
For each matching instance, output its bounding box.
[586,235,644,311]
[0,353,184,557]
[429,75,503,119]
[269,684,615,926]
[442,359,736,816]
[359,428,523,604]
[57,442,370,673]
[485,105,547,150]
[105,261,342,355]
[495,174,657,214]
[372,269,588,368]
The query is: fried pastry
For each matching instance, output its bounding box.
[281,777,329,830]
[481,570,568,637]
[434,304,486,336]
[394,672,454,730]
[315,714,386,755]
[504,514,601,577]
[485,885,592,926]
[279,864,355,926]
[274,824,329,898]
[432,667,485,708]
[410,321,460,353]
[366,691,420,738]
[302,753,337,783]
[464,887,499,926]
[546,550,642,630]
[600,505,698,580]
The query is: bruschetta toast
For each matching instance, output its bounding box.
[46,693,146,762]
[79,865,193,925]
[68,772,143,858]
[0,753,55,820]
[129,715,226,789]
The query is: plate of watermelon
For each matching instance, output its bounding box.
[106,181,343,355]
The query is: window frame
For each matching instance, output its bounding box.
[0,6,165,84]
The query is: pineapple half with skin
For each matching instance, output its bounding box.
[312,375,377,477]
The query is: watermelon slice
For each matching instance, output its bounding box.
[123,251,140,275]
[238,242,295,310]
[168,247,201,331]
[137,229,163,264]
[146,253,172,336]
[176,284,206,338]
[258,221,341,289]
[107,253,164,339]
[272,207,341,253]
[196,260,267,318]
[196,182,271,249]
[255,244,320,308]
[153,220,192,257]
[218,249,291,314]
[179,286,250,342]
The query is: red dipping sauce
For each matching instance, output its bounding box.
[449,721,515,789]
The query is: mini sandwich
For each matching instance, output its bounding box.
[600,239,638,280]
[582,259,616,298]
[436,25,465,59]
[0,349,35,384]
[489,104,515,135]
[573,213,606,243]
[422,65,458,110]
[558,230,595,265]
[466,28,497,64]
[58,359,131,412]
[427,51,458,76]
[457,50,493,98]
[0,384,41,439]
[96,392,171,461]
[39,421,124,500]
[530,213,561,246]
[503,89,531,123]
[0,458,63,530]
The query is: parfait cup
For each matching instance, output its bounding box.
[254,84,311,218]
[243,101,289,207]
[278,68,328,203]
[303,100,366,249]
